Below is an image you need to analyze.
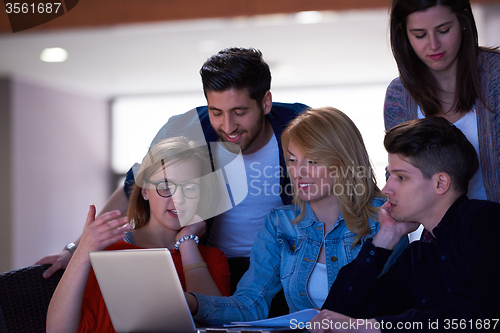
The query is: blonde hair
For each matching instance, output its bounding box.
[281,107,382,246]
[127,136,216,229]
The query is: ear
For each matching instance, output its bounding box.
[141,187,149,201]
[433,172,452,195]
[262,91,272,116]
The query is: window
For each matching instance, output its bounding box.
[112,84,389,187]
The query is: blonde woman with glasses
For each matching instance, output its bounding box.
[47,137,230,333]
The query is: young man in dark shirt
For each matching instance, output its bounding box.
[310,117,500,333]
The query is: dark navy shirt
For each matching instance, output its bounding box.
[322,195,500,332]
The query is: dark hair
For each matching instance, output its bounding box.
[384,116,478,195]
[200,47,271,104]
[390,0,496,116]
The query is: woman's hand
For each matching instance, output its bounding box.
[176,215,206,242]
[46,205,131,333]
[78,205,131,254]
[176,217,223,296]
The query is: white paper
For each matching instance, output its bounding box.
[227,308,320,327]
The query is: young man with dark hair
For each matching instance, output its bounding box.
[134,48,306,296]
[38,48,307,304]
[310,117,500,333]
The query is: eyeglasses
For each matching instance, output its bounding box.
[148,180,201,199]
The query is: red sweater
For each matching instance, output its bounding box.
[77,241,230,333]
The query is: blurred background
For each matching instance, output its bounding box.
[1,0,499,272]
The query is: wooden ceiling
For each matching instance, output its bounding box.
[1,0,499,33]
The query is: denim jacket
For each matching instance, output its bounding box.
[193,197,408,325]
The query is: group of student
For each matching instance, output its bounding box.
[42,0,500,332]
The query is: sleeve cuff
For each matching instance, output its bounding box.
[190,292,215,322]
[354,239,393,270]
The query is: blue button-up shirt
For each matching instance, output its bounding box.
[193,197,408,325]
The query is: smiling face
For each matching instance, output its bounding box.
[286,141,337,210]
[142,158,201,229]
[382,154,439,225]
[406,5,462,77]
[207,88,272,155]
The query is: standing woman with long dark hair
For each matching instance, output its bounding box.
[384,0,500,203]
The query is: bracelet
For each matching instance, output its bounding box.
[183,262,207,273]
[63,242,77,255]
[174,235,199,251]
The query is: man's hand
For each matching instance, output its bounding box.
[309,310,381,333]
[373,202,419,250]
[36,185,130,279]
[35,250,73,279]
[36,205,130,279]
[379,202,419,235]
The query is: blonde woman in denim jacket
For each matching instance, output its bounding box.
[185,107,409,325]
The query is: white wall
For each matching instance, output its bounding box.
[482,4,500,47]
[0,78,13,273]
[1,4,499,272]
[0,77,110,272]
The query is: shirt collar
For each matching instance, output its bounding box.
[429,194,469,238]
[298,202,344,230]
[420,229,436,243]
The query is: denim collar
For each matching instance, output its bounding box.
[297,202,345,230]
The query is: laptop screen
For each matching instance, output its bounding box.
[89,248,197,333]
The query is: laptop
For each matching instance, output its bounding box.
[90,248,308,333]
[89,248,198,333]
